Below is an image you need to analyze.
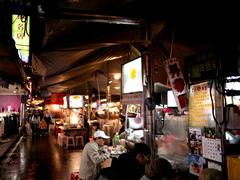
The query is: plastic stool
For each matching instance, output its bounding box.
[65,136,75,149]
[57,133,66,147]
[75,135,84,147]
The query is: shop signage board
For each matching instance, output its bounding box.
[12,14,30,63]
[69,95,84,108]
[121,93,143,105]
[164,57,187,112]
[189,82,215,127]
[186,51,218,84]
[45,93,64,105]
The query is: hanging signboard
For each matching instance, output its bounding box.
[121,57,143,94]
[45,93,64,105]
[186,50,218,84]
[12,14,30,63]
[69,95,84,108]
[189,82,215,127]
[164,57,187,112]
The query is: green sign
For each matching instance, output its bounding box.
[12,14,30,63]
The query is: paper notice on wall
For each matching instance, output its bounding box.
[189,127,202,155]
[189,82,215,127]
[202,137,222,163]
[188,154,204,176]
[164,58,187,112]
[208,161,222,171]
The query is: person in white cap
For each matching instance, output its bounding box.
[79,130,111,180]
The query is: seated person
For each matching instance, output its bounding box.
[79,130,110,180]
[111,143,151,180]
[140,157,173,180]
[90,108,99,120]
[118,115,126,135]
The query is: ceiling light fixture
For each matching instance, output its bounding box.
[113,73,121,80]
[104,56,122,62]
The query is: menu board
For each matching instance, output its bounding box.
[189,82,215,127]
[126,104,143,129]
[69,95,84,108]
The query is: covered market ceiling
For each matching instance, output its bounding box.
[2,1,240,97]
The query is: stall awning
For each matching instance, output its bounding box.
[0,36,29,92]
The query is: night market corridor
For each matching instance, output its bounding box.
[0,133,81,180]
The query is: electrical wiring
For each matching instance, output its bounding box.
[209,79,225,126]
[210,75,240,128]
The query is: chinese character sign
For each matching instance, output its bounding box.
[165,58,187,112]
[12,14,30,63]
[189,82,215,127]
[46,93,65,105]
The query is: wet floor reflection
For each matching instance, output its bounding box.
[0,134,81,180]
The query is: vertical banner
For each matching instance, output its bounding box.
[164,58,187,112]
[12,14,30,63]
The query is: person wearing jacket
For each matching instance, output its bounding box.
[79,130,110,180]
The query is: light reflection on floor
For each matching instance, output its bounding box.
[0,134,82,180]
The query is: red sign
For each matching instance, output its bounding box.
[45,93,65,105]
[165,58,188,112]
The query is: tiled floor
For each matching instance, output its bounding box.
[0,133,82,180]
[0,134,20,161]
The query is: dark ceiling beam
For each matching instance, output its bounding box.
[57,12,145,26]
[43,73,95,93]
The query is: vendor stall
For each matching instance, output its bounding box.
[121,57,145,146]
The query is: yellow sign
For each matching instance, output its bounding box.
[189,82,215,127]
[130,68,136,79]
[12,14,30,63]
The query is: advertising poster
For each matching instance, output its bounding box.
[188,154,204,176]
[189,82,215,127]
[189,127,202,155]
[126,104,143,129]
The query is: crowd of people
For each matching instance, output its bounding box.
[20,109,52,136]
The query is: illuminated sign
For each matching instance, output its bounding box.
[12,14,30,63]
[69,95,84,108]
[122,57,143,94]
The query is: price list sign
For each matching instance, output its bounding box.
[189,82,215,127]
